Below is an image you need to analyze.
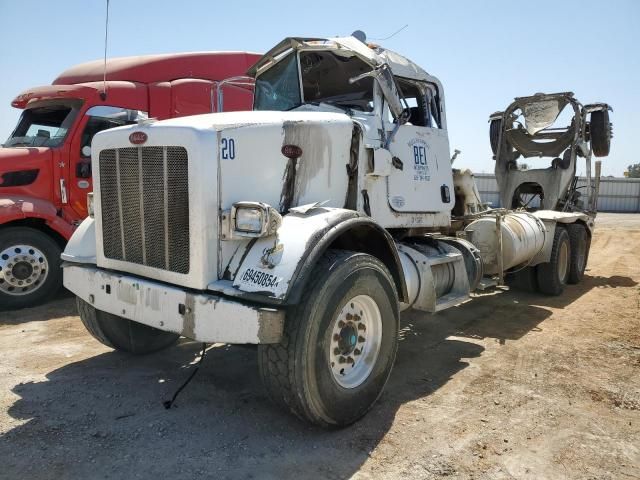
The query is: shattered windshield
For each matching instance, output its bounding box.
[4,99,81,148]
[300,51,374,112]
[254,53,301,111]
[254,49,374,112]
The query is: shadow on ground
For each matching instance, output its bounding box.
[0,289,75,325]
[0,273,635,479]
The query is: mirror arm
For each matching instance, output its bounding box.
[384,121,402,149]
[349,71,374,84]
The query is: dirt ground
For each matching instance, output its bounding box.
[0,213,638,480]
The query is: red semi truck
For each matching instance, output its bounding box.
[0,51,260,309]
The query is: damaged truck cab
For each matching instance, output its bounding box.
[62,34,611,427]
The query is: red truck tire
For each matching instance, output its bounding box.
[0,227,62,310]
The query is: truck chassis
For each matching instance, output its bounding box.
[61,33,611,427]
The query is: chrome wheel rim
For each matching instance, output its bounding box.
[329,295,382,389]
[0,244,49,296]
[558,240,569,283]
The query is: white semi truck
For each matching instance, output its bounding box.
[61,34,611,428]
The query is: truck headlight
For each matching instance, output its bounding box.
[227,202,282,238]
[235,207,263,233]
[87,192,95,218]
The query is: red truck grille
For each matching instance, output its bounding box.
[98,146,190,274]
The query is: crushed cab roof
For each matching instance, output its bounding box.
[247,36,438,85]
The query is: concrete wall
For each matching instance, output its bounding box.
[474,173,640,212]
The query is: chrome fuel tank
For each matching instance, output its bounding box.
[465,212,547,274]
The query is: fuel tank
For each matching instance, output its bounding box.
[464,212,547,275]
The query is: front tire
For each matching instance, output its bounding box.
[76,298,179,354]
[258,250,399,428]
[0,227,62,310]
[536,226,571,296]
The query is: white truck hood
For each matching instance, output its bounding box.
[89,109,355,291]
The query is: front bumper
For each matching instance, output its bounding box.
[63,264,284,344]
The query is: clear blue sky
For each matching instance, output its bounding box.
[1,0,638,176]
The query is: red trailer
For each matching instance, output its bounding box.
[0,51,260,309]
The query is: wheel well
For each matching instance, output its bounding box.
[327,224,407,302]
[285,218,408,306]
[0,218,67,249]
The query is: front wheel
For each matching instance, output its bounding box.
[258,250,399,428]
[0,227,62,310]
[76,298,179,354]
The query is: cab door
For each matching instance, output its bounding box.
[385,80,453,213]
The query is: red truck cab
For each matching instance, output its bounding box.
[0,52,260,309]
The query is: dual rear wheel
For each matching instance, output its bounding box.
[508,223,589,296]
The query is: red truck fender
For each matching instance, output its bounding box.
[0,196,74,240]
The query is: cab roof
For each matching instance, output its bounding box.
[53,51,262,85]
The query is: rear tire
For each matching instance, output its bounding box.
[490,118,502,155]
[76,298,179,354]
[536,227,571,296]
[590,110,611,157]
[567,224,590,284]
[0,227,62,310]
[258,250,399,428]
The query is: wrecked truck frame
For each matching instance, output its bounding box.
[489,92,611,213]
[62,33,612,428]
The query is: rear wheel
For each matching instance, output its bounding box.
[590,110,611,157]
[536,227,571,296]
[258,250,399,428]
[76,298,179,354]
[489,118,502,155]
[567,224,590,284]
[0,227,62,310]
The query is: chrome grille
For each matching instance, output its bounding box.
[99,146,190,274]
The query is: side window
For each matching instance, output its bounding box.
[79,106,148,158]
[80,117,120,156]
[395,78,442,129]
[396,79,428,127]
[382,78,444,130]
[425,85,442,129]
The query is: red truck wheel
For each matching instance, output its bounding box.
[0,227,62,310]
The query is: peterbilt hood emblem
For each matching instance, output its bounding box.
[129,131,148,145]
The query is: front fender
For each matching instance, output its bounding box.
[224,208,407,304]
[0,195,73,240]
[61,217,96,264]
